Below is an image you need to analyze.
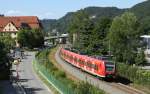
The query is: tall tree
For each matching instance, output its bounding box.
[108,12,141,64]
[89,18,112,55]
[17,29,44,48]
[68,10,94,54]
[0,41,11,80]
[135,49,146,65]
[139,17,150,35]
[0,34,15,52]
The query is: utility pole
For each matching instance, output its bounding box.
[109,40,111,57]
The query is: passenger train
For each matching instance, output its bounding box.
[60,48,116,79]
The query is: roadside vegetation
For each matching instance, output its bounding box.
[17,29,44,49]
[0,34,15,80]
[117,63,150,93]
[35,47,105,94]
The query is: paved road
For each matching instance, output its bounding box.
[13,51,51,94]
[55,47,136,94]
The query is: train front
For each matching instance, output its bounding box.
[105,61,116,79]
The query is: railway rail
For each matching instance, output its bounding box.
[109,83,145,94]
[55,46,146,94]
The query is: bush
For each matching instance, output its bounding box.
[17,29,44,48]
[117,63,150,88]
[74,81,105,94]
[55,71,66,78]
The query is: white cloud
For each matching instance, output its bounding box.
[4,10,57,19]
[5,10,23,16]
[37,12,55,19]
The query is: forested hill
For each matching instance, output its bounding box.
[130,0,150,20]
[41,0,150,33]
[83,7,125,19]
[41,7,124,33]
[40,19,57,32]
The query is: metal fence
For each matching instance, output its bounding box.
[33,59,75,94]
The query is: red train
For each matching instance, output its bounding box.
[60,48,116,79]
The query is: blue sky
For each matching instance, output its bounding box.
[0,0,146,19]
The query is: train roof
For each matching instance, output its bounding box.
[62,48,106,64]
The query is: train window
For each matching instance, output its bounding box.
[87,61,92,68]
[92,64,95,69]
[65,54,67,58]
[94,65,98,71]
[84,61,87,66]
[64,53,65,57]
[79,59,84,65]
[105,61,114,65]
[81,60,84,65]
[105,61,114,71]
[70,56,73,59]
[86,61,89,67]
[79,59,82,64]
[66,54,68,58]
[74,57,78,62]
[106,66,114,71]
[67,54,69,59]
[85,61,89,66]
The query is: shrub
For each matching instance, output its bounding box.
[74,81,105,94]
[117,63,150,88]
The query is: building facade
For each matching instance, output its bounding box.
[0,16,42,38]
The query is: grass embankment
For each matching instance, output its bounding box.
[36,46,105,94]
[48,46,79,82]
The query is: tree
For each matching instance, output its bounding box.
[0,39,12,80]
[108,12,141,64]
[0,34,15,52]
[0,42,7,64]
[138,17,150,35]
[17,29,44,48]
[135,49,146,65]
[89,17,112,55]
[68,10,95,54]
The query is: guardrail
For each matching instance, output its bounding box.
[33,59,74,94]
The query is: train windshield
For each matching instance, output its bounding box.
[105,61,115,71]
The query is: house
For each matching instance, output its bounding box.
[0,16,42,38]
[141,35,150,63]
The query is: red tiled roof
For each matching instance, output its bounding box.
[0,16,41,32]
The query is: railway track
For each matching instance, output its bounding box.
[55,47,146,94]
[109,83,145,94]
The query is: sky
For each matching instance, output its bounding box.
[0,0,146,19]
